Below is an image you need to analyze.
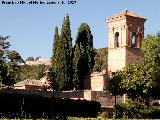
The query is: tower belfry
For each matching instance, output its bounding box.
[107,9,146,73]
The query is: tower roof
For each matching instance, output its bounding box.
[107,9,146,22]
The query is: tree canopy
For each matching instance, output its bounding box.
[141,33,160,65]
[73,23,95,89]
[93,48,108,72]
[51,14,73,90]
[0,36,24,86]
[51,17,95,90]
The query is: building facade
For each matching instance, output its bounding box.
[107,9,146,74]
[89,9,146,91]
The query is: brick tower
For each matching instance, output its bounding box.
[107,9,146,74]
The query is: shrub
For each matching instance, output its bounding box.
[115,100,160,119]
[0,89,101,119]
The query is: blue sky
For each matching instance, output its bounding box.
[0,0,159,60]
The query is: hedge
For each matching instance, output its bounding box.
[115,100,160,119]
[0,89,101,119]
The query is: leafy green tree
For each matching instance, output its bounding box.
[109,33,160,104]
[73,23,95,89]
[93,48,108,72]
[0,36,24,86]
[17,64,49,81]
[5,50,24,85]
[7,50,24,63]
[0,63,8,86]
[141,33,160,65]
[109,63,160,104]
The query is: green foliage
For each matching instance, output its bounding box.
[5,50,24,85]
[109,63,160,103]
[93,48,108,72]
[51,14,73,90]
[108,70,124,96]
[51,16,96,90]
[73,43,88,89]
[16,64,49,82]
[0,90,100,119]
[67,118,110,120]
[141,33,160,65]
[115,100,160,119]
[0,63,8,86]
[109,33,160,103]
[51,26,59,67]
[73,23,95,89]
[51,27,60,90]
[7,50,23,63]
[0,36,24,86]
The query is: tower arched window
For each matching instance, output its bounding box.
[115,32,120,48]
[131,32,137,47]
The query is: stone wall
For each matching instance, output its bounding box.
[91,91,124,106]
[108,47,126,72]
[83,71,108,91]
[55,90,124,106]
[126,47,144,65]
[54,90,84,99]
[90,71,108,91]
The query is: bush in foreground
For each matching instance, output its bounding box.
[0,89,101,119]
[115,100,160,119]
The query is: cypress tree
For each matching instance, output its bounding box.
[51,26,59,66]
[51,26,60,90]
[58,15,73,90]
[73,43,88,89]
[73,23,95,89]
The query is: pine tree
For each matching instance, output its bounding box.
[73,23,95,89]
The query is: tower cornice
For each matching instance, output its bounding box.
[107,9,147,23]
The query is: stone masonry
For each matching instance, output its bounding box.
[106,9,146,89]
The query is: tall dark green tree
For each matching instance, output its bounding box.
[51,27,59,65]
[56,14,73,90]
[51,26,60,90]
[0,36,10,87]
[73,23,95,89]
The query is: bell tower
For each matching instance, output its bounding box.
[107,9,146,73]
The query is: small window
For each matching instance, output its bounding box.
[115,32,120,48]
[131,32,137,47]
